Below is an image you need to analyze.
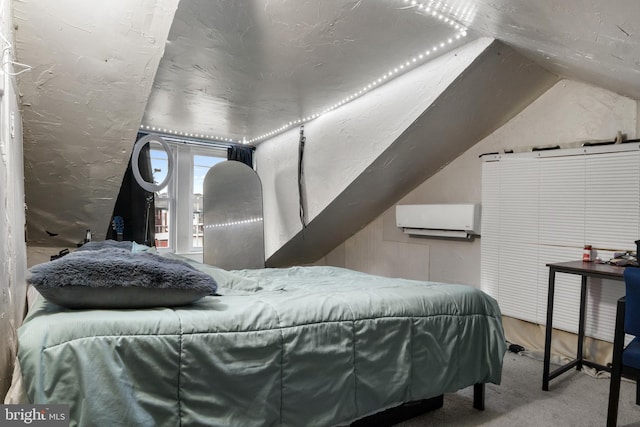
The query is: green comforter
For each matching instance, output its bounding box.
[18,261,506,427]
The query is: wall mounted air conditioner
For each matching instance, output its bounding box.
[395,204,481,239]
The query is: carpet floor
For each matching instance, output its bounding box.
[395,352,640,426]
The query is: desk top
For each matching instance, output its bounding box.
[546,260,626,280]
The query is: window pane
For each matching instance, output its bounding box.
[149,143,169,191]
[150,145,171,248]
[193,155,225,248]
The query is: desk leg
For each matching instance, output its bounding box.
[542,269,556,391]
[576,275,588,370]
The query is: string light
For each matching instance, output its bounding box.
[138,124,242,144]
[246,29,466,144]
[204,217,263,229]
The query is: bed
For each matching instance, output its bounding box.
[16,248,506,427]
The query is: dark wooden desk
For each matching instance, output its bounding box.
[542,261,625,391]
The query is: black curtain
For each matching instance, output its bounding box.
[228,145,254,168]
[106,132,156,245]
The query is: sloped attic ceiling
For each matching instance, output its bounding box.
[262,38,558,266]
[144,0,640,142]
[142,0,472,143]
[13,0,640,250]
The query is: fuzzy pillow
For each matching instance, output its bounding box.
[27,248,217,309]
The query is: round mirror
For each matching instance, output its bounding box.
[132,134,174,192]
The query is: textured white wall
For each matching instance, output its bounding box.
[0,1,27,400]
[327,79,638,285]
[256,38,495,260]
[16,0,179,247]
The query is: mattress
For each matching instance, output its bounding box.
[18,258,506,427]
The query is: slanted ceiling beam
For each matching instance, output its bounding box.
[15,0,179,247]
[263,39,559,267]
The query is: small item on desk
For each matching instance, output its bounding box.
[607,251,637,266]
[610,258,629,266]
[583,245,592,262]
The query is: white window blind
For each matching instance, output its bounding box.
[481,145,640,342]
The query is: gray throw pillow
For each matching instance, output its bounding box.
[27,248,217,309]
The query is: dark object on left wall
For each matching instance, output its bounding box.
[50,248,69,261]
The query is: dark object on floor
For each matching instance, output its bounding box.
[45,230,58,237]
[509,343,525,353]
[351,395,445,427]
[351,384,485,426]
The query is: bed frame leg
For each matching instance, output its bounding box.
[473,383,485,410]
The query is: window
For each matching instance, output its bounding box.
[192,154,226,248]
[150,140,227,253]
[149,144,171,248]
